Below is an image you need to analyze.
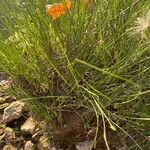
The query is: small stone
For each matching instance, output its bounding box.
[0,114,3,124]
[21,117,36,134]
[2,101,26,123]
[0,92,6,97]
[76,140,93,150]
[5,95,13,101]
[0,133,5,141]
[0,103,9,110]
[38,135,52,150]
[0,79,9,85]
[0,124,5,135]
[0,128,4,135]
[4,127,16,141]
[32,120,47,141]
[34,121,47,134]
[0,97,6,104]
[24,140,35,150]
[32,130,42,141]
[3,144,17,150]
[38,121,48,131]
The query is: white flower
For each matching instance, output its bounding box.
[127,10,150,39]
[135,10,150,32]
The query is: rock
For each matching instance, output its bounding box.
[0,128,4,135]
[38,135,52,150]
[0,133,5,141]
[32,120,47,141]
[0,92,5,97]
[0,94,15,104]
[21,117,36,134]
[0,97,6,104]
[32,130,42,141]
[0,79,9,86]
[36,120,48,131]
[4,127,16,141]
[76,140,93,150]
[5,95,15,101]
[24,140,35,150]
[0,124,5,135]
[0,103,9,110]
[0,114,3,124]
[0,82,11,91]
[2,101,26,123]
[3,144,17,150]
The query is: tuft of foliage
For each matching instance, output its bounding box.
[0,0,150,149]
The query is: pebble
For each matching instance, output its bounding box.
[2,101,26,123]
[0,124,5,135]
[21,117,36,134]
[3,144,17,150]
[32,130,42,141]
[4,127,16,142]
[0,103,9,110]
[76,140,93,150]
[0,97,6,104]
[24,140,35,150]
[38,135,52,150]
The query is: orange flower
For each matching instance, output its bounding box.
[46,0,71,20]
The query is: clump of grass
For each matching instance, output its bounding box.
[0,0,150,149]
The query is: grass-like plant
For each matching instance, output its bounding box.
[0,0,150,149]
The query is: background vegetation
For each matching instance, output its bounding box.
[0,0,150,149]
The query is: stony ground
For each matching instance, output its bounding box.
[0,74,60,150]
[0,74,127,150]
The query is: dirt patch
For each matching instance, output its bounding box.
[49,108,127,150]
